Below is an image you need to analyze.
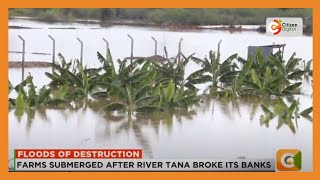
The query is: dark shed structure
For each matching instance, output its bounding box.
[247,44,286,59]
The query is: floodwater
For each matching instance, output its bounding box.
[8,19,313,171]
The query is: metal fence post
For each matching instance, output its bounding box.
[76,37,83,65]
[127,34,133,64]
[151,37,157,56]
[217,40,222,59]
[178,38,183,63]
[48,35,55,73]
[102,38,109,58]
[281,46,285,60]
[18,35,25,81]
[163,46,168,59]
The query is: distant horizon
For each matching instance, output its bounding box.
[8,8,312,26]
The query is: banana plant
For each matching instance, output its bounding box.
[189,41,239,93]
[12,74,72,115]
[268,52,306,81]
[71,62,100,97]
[13,75,52,115]
[241,68,288,96]
[244,67,302,96]
[153,79,199,110]
[96,50,117,83]
[48,81,73,106]
[100,54,160,114]
[48,58,101,99]
[45,53,75,87]
[101,59,171,115]
[303,59,312,80]
[151,53,194,89]
[237,50,303,96]
[95,51,151,97]
[8,48,311,114]
[14,88,26,117]
[103,83,158,115]
[98,49,150,87]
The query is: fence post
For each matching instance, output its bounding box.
[217,40,222,59]
[281,45,285,60]
[76,37,83,65]
[18,35,25,81]
[48,35,55,73]
[151,37,157,56]
[102,38,109,59]
[127,34,133,64]
[178,38,183,63]
[163,46,168,59]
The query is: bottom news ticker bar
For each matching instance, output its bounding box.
[13,159,275,172]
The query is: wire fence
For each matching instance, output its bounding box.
[10,34,186,82]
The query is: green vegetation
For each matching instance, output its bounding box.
[187,43,312,97]
[8,43,312,121]
[189,41,239,94]
[9,8,102,22]
[9,8,312,26]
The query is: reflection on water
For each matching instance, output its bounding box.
[9,92,313,171]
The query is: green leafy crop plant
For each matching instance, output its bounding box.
[8,43,312,118]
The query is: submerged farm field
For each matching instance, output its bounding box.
[8,20,313,171]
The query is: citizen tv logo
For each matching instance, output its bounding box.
[276,149,302,171]
[266,18,303,36]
